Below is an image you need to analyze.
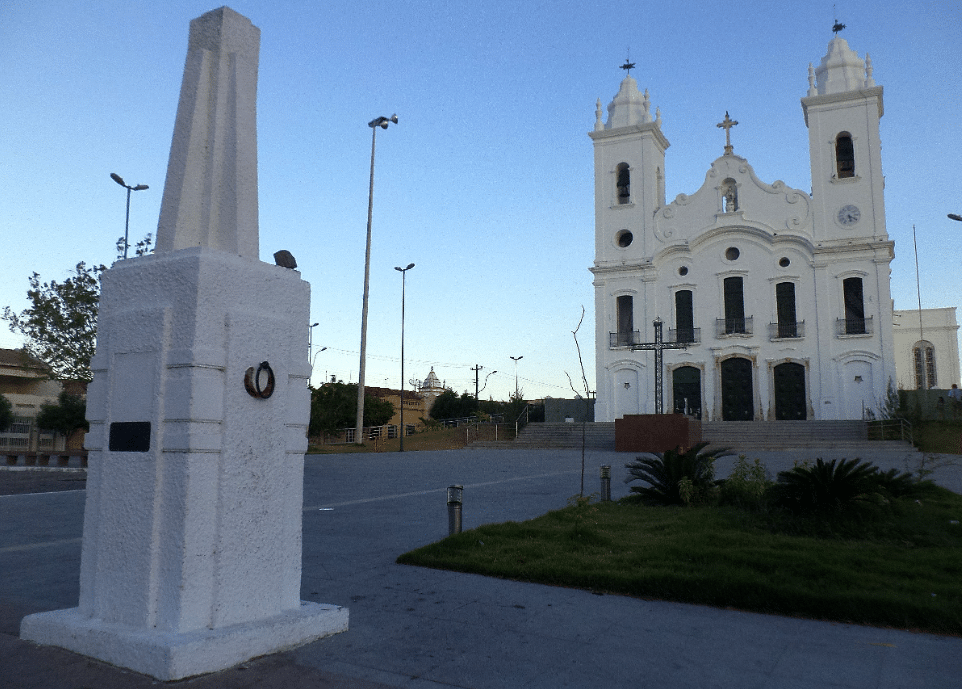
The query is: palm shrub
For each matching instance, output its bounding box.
[769,458,891,516]
[624,442,733,506]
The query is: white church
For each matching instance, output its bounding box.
[591,32,896,422]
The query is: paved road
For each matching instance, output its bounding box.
[2,448,961,688]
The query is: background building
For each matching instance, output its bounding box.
[0,349,66,452]
[893,307,960,390]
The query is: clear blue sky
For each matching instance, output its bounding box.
[2,1,960,400]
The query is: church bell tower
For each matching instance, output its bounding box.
[802,32,886,242]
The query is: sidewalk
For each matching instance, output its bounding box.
[2,448,961,688]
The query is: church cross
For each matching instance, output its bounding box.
[629,318,689,414]
[716,111,738,155]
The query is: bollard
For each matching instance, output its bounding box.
[447,484,463,535]
[600,465,611,502]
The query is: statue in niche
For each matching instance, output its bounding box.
[722,178,738,212]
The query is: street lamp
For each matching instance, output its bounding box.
[479,369,498,396]
[509,355,523,397]
[395,263,415,451]
[110,173,149,259]
[309,346,327,387]
[356,114,398,445]
[309,322,319,359]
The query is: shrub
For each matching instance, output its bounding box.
[719,455,772,510]
[768,458,885,516]
[624,442,733,506]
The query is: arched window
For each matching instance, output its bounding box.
[913,341,937,389]
[616,163,630,204]
[835,133,855,178]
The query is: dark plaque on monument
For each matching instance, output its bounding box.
[108,422,151,452]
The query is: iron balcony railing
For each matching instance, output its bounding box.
[609,331,642,348]
[716,315,753,337]
[768,320,805,340]
[837,316,873,336]
[668,327,701,344]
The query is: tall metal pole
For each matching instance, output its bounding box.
[396,263,414,451]
[510,355,523,397]
[123,187,132,259]
[110,173,148,259]
[355,115,397,445]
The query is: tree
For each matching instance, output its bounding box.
[429,389,478,420]
[0,394,12,433]
[36,391,89,436]
[3,263,103,381]
[3,234,152,382]
[309,382,394,436]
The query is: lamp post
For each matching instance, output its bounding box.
[309,346,327,388]
[395,263,415,451]
[355,114,398,445]
[110,173,149,259]
[509,355,523,397]
[309,322,319,360]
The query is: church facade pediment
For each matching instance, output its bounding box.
[654,155,812,246]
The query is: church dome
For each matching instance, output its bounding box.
[420,367,443,393]
[604,75,654,129]
[812,36,867,95]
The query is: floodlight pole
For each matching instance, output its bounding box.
[395,263,415,451]
[355,114,397,445]
[110,173,149,259]
[510,355,523,397]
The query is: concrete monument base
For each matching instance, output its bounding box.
[22,601,347,681]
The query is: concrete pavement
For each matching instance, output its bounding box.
[2,447,960,688]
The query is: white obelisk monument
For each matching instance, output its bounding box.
[21,7,347,680]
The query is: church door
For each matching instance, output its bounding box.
[721,358,754,421]
[773,362,807,420]
[672,366,701,419]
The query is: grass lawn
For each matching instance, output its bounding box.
[915,421,962,454]
[398,485,962,636]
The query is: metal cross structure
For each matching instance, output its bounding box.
[629,318,690,414]
[716,111,738,155]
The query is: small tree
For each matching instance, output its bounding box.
[429,389,478,420]
[3,234,153,382]
[36,391,89,437]
[3,263,103,382]
[309,382,394,436]
[0,394,13,433]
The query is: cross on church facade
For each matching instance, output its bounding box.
[629,318,689,414]
[716,111,738,155]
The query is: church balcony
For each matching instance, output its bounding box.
[837,316,873,336]
[768,320,805,340]
[609,331,642,348]
[716,316,753,338]
[668,327,701,344]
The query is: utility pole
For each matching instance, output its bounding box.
[471,364,482,403]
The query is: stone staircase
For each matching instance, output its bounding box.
[468,420,915,451]
[700,420,913,450]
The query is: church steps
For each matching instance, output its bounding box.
[467,420,915,452]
